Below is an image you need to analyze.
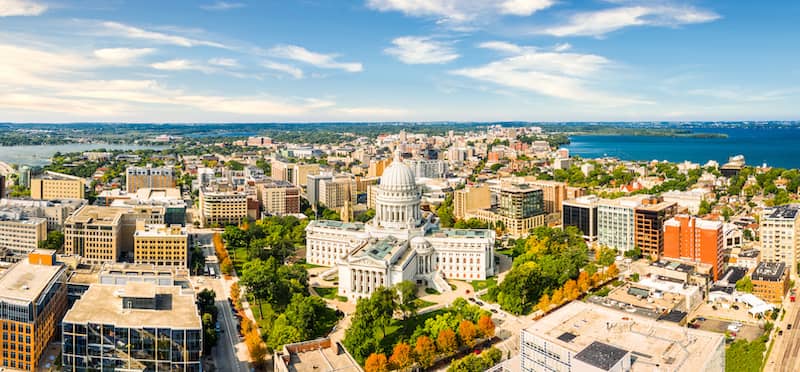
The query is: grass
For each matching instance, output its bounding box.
[378,309,447,350]
[425,288,440,295]
[297,262,325,270]
[469,278,497,292]
[496,248,516,258]
[590,286,612,297]
[314,287,338,299]
[412,299,436,309]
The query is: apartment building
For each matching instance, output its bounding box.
[198,185,247,228]
[0,251,68,371]
[270,160,320,187]
[64,206,125,264]
[306,173,333,207]
[634,197,677,259]
[367,157,393,178]
[760,205,800,277]
[453,185,491,219]
[258,180,301,215]
[61,282,202,371]
[0,209,47,260]
[562,196,599,242]
[597,196,643,252]
[406,159,448,179]
[527,179,568,214]
[751,262,790,304]
[30,171,85,200]
[133,222,188,268]
[319,176,355,209]
[664,215,724,280]
[125,166,176,193]
[0,198,86,230]
[466,182,546,236]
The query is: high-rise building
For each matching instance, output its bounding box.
[634,197,677,258]
[62,282,202,371]
[258,181,301,215]
[291,163,320,187]
[133,222,188,268]
[597,196,644,252]
[64,206,125,264]
[198,185,247,228]
[465,182,546,236]
[125,166,176,193]
[453,185,491,220]
[0,251,67,371]
[0,209,47,260]
[367,158,393,178]
[406,159,448,179]
[562,196,599,242]
[270,159,291,183]
[527,179,568,214]
[760,205,800,277]
[18,166,31,188]
[30,171,85,200]
[664,215,724,280]
[306,173,333,207]
[319,176,355,209]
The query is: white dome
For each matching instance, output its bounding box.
[381,151,416,191]
[410,236,428,246]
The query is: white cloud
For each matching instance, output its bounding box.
[269,45,363,72]
[200,1,245,11]
[554,43,571,52]
[93,48,155,65]
[452,41,648,106]
[541,5,720,37]
[100,21,228,48]
[366,0,554,27]
[208,57,239,67]
[498,0,555,16]
[150,59,214,73]
[0,0,46,17]
[262,60,304,79]
[385,36,459,64]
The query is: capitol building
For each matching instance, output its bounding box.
[306,151,496,302]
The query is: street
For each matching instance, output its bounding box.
[197,275,251,372]
[766,295,800,372]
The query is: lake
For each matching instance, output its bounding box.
[565,127,800,169]
[0,144,169,166]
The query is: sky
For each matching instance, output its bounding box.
[0,0,798,123]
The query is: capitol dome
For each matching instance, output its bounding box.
[380,151,416,191]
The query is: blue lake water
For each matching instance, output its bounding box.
[0,144,169,166]
[565,127,800,169]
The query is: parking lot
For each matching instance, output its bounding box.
[690,317,763,341]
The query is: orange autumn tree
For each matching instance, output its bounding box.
[577,271,591,292]
[365,353,389,372]
[537,293,551,311]
[477,315,495,338]
[458,320,478,347]
[551,288,564,305]
[388,342,413,370]
[563,279,580,300]
[437,329,458,354]
[606,263,620,279]
[415,336,436,368]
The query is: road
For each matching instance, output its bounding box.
[199,276,250,372]
[769,297,800,372]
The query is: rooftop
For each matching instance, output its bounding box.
[66,206,127,226]
[752,262,786,282]
[427,228,492,239]
[764,205,800,220]
[0,260,63,303]
[309,220,365,232]
[574,341,629,370]
[525,301,724,372]
[355,236,405,261]
[63,284,201,329]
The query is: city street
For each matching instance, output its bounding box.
[195,275,250,372]
[765,295,800,371]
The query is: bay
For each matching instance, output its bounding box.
[0,144,169,167]
[565,127,800,169]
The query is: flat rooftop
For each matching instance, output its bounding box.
[66,206,127,226]
[309,220,365,232]
[752,262,786,282]
[355,236,405,261]
[525,301,724,372]
[0,260,63,302]
[285,346,360,372]
[428,228,491,239]
[764,205,800,220]
[63,284,201,329]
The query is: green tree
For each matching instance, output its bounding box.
[38,231,65,251]
[394,281,418,320]
[736,277,754,293]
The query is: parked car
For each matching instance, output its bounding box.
[788,324,793,330]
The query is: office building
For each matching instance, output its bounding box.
[527,179,568,214]
[0,209,47,261]
[597,196,644,252]
[306,173,333,207]
[62,282,202,371]
[125,166,176,193]
[18,166,31,188]
[258,181,301,215]
[406,159,448,179]
[562,196,599,242]
[520,301,724,372]
[453,185,491,219]
[30,171,85,200]
[198,185,247,228]
[760,205,800,277]
[664,215,724,280]
[466,182,546,237]
[319,176,355,209]
[134,222,188,268]
[0,251,67,371]
[64,206,125,264]
[0,198,85,230]
[751,262,790,304]
[367,158,393,178]
[634,197,677,258]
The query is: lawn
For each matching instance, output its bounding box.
[315,287,337,299]
[297,262,325,270]
[412,299,436,309]
[496,248,516,257]
[378,309,447,350]
[229,246,249,273]
[469,278,497,292]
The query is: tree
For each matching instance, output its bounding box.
[537,293,551,311]
[483,347,502,365]
[624,246,642,259]
[414,336,436,368]
[220,257,233,275]
[437,329,458,354]
[606,263,620,279]
[595,247,617,266]
[736,277,754,293]
[458,320,478,347]
[477,315,495,338]
[447,354,489,372]
[365,353,389,372]
[551,288,564,305]
[389,342,413,370]
[563,279,580,300]
[38,231,64,251]
[577,271,591,292]
[202,313,217,354]
[245,328,267,365]
[394,281,418,320]
[196,289,217,319]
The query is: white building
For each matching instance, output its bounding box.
[306,151,495,302]
[760,205,800,277]
[597,196,644,252]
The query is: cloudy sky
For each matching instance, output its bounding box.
[0,0,797,122]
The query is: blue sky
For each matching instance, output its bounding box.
[0,0,798,122]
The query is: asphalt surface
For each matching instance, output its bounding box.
[207,276,250,372]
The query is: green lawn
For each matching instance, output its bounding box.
[425,287,440,295]
[469,278,497,292]
[314,287,338,299]
[496,248,515,257]
[412,299,436,309]
[298,262,325,270]
[378,309,447,350]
